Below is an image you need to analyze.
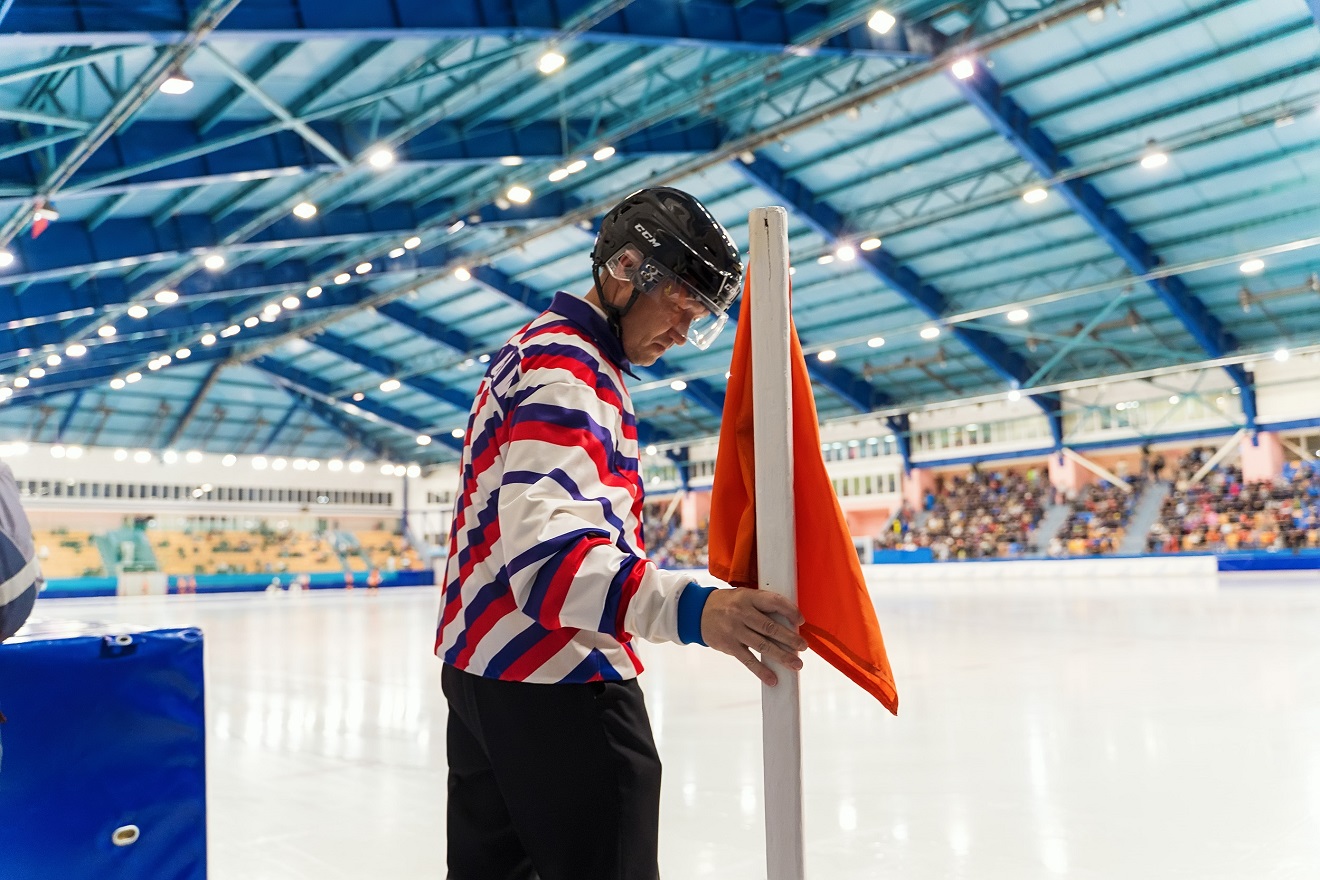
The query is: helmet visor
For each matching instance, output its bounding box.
[606,248,729,350]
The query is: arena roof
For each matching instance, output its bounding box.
[0,0,1317,467]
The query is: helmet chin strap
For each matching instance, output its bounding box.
[592,263,642,351]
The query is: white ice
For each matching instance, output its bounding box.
[32,571,1320,879]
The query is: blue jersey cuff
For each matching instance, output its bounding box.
[677,582,716,646]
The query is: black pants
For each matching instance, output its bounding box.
[442,664,662,880]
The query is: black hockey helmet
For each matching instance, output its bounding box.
[590,187,742,350]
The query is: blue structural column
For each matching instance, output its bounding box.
[731,153,1064,444]
[666,447,691,492]
[257,399,301,455]
[1308,0,1320,30]
[310,330,474,413]
[53,389,83,443]
[949,59,1257,429]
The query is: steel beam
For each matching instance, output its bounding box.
[2,200,436,279]
[732,152,1063,433]
[162,362,225,449]
[0,117,722,196]
[950,59,1258,427]
[257,398,300,455]
[310,330,473,413]
[374,301,480,359]
[0,1,926,59]
[278,388,396,461]
[0,276,370,358]
[53,389,82,443]
[0,0,243,245]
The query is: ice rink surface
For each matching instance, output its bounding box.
[33,572,1320,879]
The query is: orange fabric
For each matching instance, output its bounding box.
[708,277,898,714]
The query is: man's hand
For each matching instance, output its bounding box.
[700,588,808,687]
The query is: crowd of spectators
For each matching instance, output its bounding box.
[878,469,1048,559]
[1050,479,1141,557]
[642,501,710,570]
[1148,449,1320,553]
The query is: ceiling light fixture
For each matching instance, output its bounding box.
[307,286,322,298]
[920,326,941,340]
[159,70,194,95]
[538,50,566,74]
[66,343,87,357]
[367,147,396,169]
[404,236,421,249]
[670,380,688,392]
[817,349,837,362]
[334,272,351,284]
[127,305,149,319]
[548,168,570,182]
[379,378,401,392]
[1007,308,1030,323]
[292,201,318,219]
[454,267,471,281]
[1023,187,1049,204]
[154,289,179,304]
[203,253,225,271]
[951,57,976,80]
[98,325,116,338]
[860,238,882,251]
[355,262,372,274]
[868,9,897,34]
[282,296,299,309]
[836,245,856,261]
[499,156,524,167]
[1240,259,1265,275]
[1140,141,1169,170]
[593,145,616,161]
[507,185,532,204]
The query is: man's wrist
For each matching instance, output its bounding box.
[676,582,716,646]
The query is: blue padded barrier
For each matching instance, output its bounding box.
[0,626,206,879]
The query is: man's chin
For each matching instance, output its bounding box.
[631,351,661,367]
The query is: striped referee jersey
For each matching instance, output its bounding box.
[436,292,710,683]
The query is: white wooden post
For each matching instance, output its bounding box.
[748,206,805,880]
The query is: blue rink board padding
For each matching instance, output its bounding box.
[870,548,1320,572]
[41,567,436,598]
[0,627,206,880]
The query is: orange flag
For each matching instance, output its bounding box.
[708,278,898,714]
